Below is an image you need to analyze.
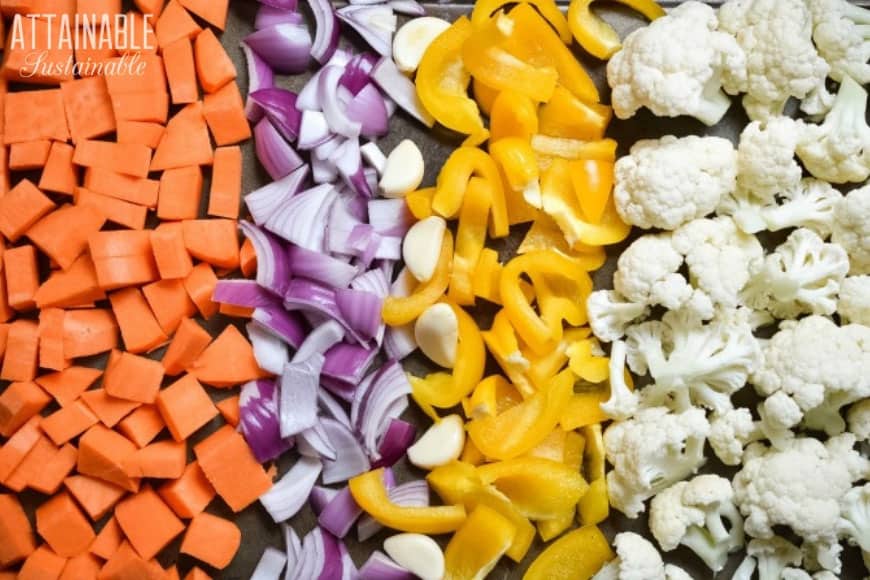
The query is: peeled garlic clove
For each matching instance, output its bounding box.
[407,414,465,470]
[392,17,452,74]
[402,216,446,283]
[383,533,445,580]
[379,139,424,198]
[414,303,458,368]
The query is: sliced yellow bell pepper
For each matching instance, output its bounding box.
[470,0,572,44]
[560,389,609,430]
[432,147,509,238]
[410,374,449,422]
[490,91,539,143]
[411,302,485,410]
[427,461,483,506]
[444,505,516,580]
[524,326,592,390]
[531,135,617,161]
[571,159,614,224]
[477,457,589,520]
[538,86,612,141]
[382,230,453,326]
[563,430,586,471]
[568,0,665,60]
[582,423,605,481]
[526,261,593,333]
[578,423,610,526]
[467,369,573,459]
[460,436,486,465]
[567,339,609,383]
[416,17,489,146]
[537,509,575,542]
[471,248,504,304]
[450,177,492,305]
[405,187,435,220]
[523,524,614,580]
[462,12,559,103]
[466,374,522,419]
[472,77,500,116]
[578,477,610,526]
[517,215,607,271]
[489,137,542,209]
[525,428,567,463]
[481,309,534,397]
[502,4,600,103]
[349,468,467,534]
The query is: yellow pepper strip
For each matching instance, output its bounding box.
[450,178,492,305]
[490,90,539,143]
[467,369,573,460]
[444,505,517,580]
[523,525,614,580]
[472,77,500,116]
[477,457,589,520]
[517,215,607,271]
[539,430,587,539]
[560,389,609,431]
[567,339,609,383]
[416,17,489,146]
[470,0,572,44]
[466,374,522,419]
[571,159,614,224]
[527,263,593,333]
[349,468,467,534]
[563,430,586,471]
[502,4,600,103]
[427,461,483,506]
[411,303,485,410]
[481,309,534,397]
[462,12,559,103]
[531,134,617,161]
[568,0,665,60]
[537,509,575,542]
[405,187,435,220]
[471,248,504,304]
[582,423,605,481]
[460,437,486,466]
[382,230,453,326]
[525,428,567,463]
[538,86,612,141]
[524,326,592,390]
[579,478,610,526]
[431,147,509,238]
[489,137,542,210]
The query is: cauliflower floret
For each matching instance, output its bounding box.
[591,532,666,580]
[808,0,870,84]
[672,216,763,309]
[649,474,744,572]
[603,406,710,518]
[612,234,693,310]
[797,76,870,184]
[742,228,849,318]
[736,118,802,200]
[586,290,649,343]
[839,483,870,556]
[781,570,838,580]
[759,179,842,238]
[718,0,830,121]
[751,315,870,434]
[832,183,870,274]
[614,136,737,231]
[709,408,760,466]
[599,340,639,421]
[607,1,747,126]
[625,308,761,414]
[838,275,870,325]
[732,435,869,546]
[847,399,870,441]
[733,537,804,580]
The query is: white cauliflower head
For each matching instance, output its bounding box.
[614,135,737,230]
[709,408,761,466]
[761,179,843,238]
[603,406,710,518]
[832,183,870,274]
[586,290,649,344]
[599,340,639,421]
[735,117,803,203]
[607,1,747,126]
[847,399,870,441]
[838,275,870,325]
[808,0,870,84]
[591,532,666,580]
[736,536,804,580]
[718,0,830,121]
[839,483,870,555]
[649,474,744,572]
[612,233,692,310]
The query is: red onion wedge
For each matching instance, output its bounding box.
[254,117,305,180]
[371,56,435,127]
[337,5,397,57]
[240,379,294,463]
[255,5,304,30]
[250,88,302,142]
[241,41,275,122]
[245,23,313,74]
[307,0,340,64]
[279,354,324,437]
[260,456,323,522]
[359,551,415,580]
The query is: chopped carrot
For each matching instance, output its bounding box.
[1,319,39,381]
[36,492,95,557]
[1,0,76,16]
[118,405,165,448]
[89,516,123,559]
[151,223,194,280]
[122,439,186,479]
[4,244,39,311]
[194,425,272,512]
[0,323,8,356]
[157,460,215,519]
[155,0,201,48]
[134,0,165,17]
[215,395,239,427]
[17,545,67,580]
[120,10,158,55]
[0,415,42,481]
[0,179,55,242]
[150,102,214,171]
[83,168,160,207]
[116,121,165,149]
[142,279,197,335]
[219,303,254,318]
[165,566,181,580]
[65,475,126,522]
[0,274,12,324]
[35,254,106,309]
[4,89,69,143]
[41,401,99,445]
[98,540,165,580]
[39,142,78,195]
[80,389,140,428]
[103,351,165,403]
[104,54,166,95]
[202,82,250,145]
[77,424,140,491]
[59,553,102,580]
[39,307,70,371]
[76,0,121,19]
[27,203,107,270]
[184,567,212,580]
[180,0,228,29]
[89,230,160,290]
[161,318,211,376]
[60,76,116,142]
[194,28,236,93]
[190,324,267,387]
[62,308,119,358]
[0,381,50,436]
[75,188,148,230]
[110,288,169,353]
[239,238,257,277]
[74,25,118,76]
[180,512,241,569]
[0,494,36,566]
[163,36,197,104]
[183,262,219,318]
[9,139,51,170]
[156,374,218,441]
[182,219,240,269]
[157,165,203,220]
[29,443,78,495]
[36,367,102,408]
[3,17,72,84]
[115,485,185,560]
[0,146,9,198]
[3,434,56,491]
[110,90,170,124]
[73,140,152,178]
[209,146,242,219]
